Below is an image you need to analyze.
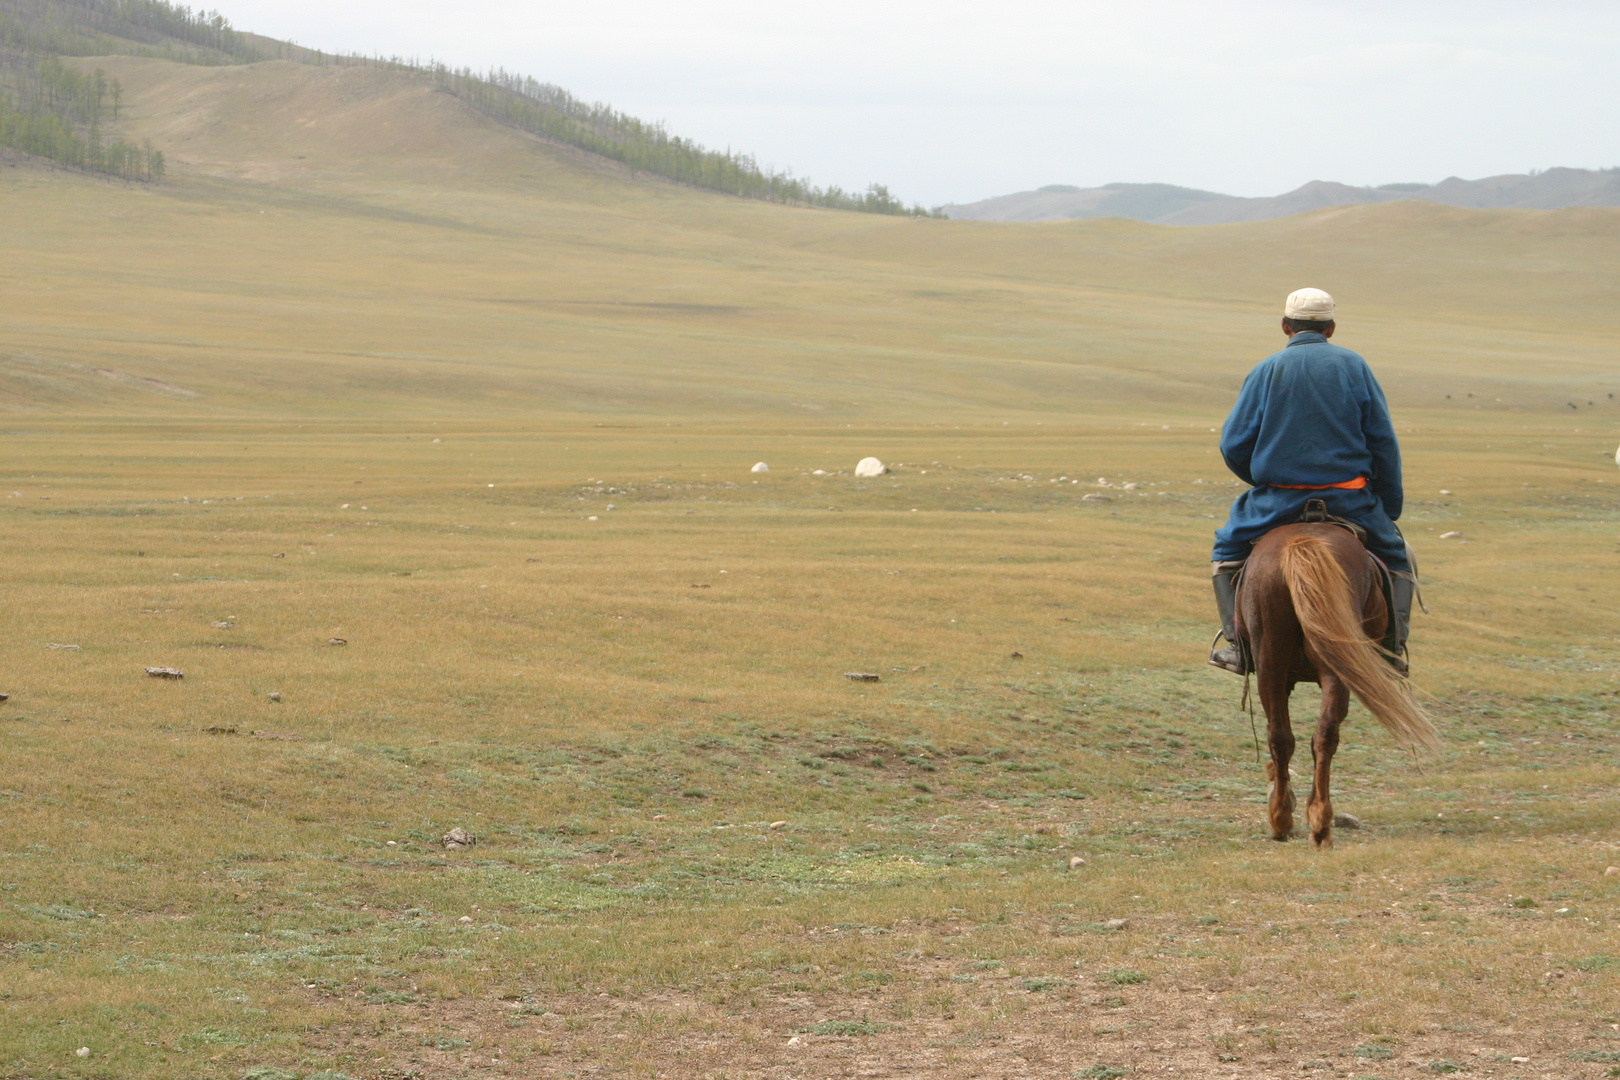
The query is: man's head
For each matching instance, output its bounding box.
[1282,287,1336,338]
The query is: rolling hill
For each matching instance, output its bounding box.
[0,0,928,211]
[0,1,1615,423]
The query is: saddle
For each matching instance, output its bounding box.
[1298,497,1368,544]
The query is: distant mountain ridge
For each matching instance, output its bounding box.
[942,168,1620,225]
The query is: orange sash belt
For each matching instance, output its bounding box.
[1273,476,1368,490]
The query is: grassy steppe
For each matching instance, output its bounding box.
[1,56,1619,1080]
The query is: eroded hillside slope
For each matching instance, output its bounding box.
[94,57,602,191]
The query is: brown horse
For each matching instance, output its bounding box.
[1236,523,1439,847]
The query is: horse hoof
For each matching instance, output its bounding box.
[1311,832,1334,849]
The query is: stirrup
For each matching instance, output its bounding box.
[1208,629,1248,676]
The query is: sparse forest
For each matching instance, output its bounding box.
[429,65,937,216]
[0,0,937,213]
[0,0,238,179]
[0,51,162,179]
[0,0,262,62]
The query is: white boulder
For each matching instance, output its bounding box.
[751,462,769,473]
[1614,444,1620,468]
[854,457,887,478]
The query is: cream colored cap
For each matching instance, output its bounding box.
[1284,287,1336,322]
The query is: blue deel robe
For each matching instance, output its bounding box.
[1212,331,1410,572]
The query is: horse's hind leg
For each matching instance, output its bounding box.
[1259,666,1296,841]
[1306,674,1349,848]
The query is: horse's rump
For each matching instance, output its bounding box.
[1268,529,1438,753]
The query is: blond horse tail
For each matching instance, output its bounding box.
[1278,533,1440,754]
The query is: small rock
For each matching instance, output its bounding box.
[0,693,8,703]
[328,637,347,646]
[1010,651,1024,659]
[844,672,881,682]
[1069,856,1087,870]
[442,827,476,850]
[690,583,710,589]
[1100,918,1129,930]
[47,643,82,651]
[1511,1057,1529,1064]
[251,730,301,740]
[769,820,788,830]
[1604,866,1619,877]
[1081,493,1111,502]
[652,814,668,821]
[76,1047,90,1058]
[587,515,599,522]
[1439,530,1463,540]
[458,915,474,923]
[751,462,769,473]
[145,667,184,679]
[268,692,282,703]
[1440,489,1452,495]
[1122,482,1138,491]
[272,552,285,558]
[212,620,235,629]
[539,1011,563,1022]
[854,457,887,478]
[1332,813,1362,829]
[787,1035,801,1046]
[203,725,238,735]
[811,469,828,476]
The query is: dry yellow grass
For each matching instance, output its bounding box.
[0,55,1616,1080]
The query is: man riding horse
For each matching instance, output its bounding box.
[1209,288,1418,676]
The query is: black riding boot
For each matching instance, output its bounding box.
[1209,563,1248,675]
[1380,571,1416,676]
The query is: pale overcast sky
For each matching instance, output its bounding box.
[222,0,1619,206]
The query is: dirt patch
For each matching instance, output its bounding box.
[334,969,1600,1078]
